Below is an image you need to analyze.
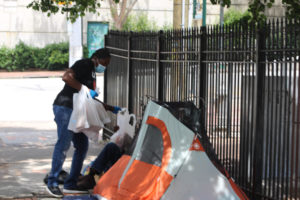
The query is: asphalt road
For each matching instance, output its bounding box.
[0,75,106,199]
[0,76,104,122]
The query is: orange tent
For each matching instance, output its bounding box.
[94,101,248,200]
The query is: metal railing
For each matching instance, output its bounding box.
[104,19,300,199]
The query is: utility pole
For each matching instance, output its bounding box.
[220,0,224,50]
[220,0,224,26]
[202,0,206,26]
[173,0,182,29]
[188,0,193,27]
[182,0,185,28]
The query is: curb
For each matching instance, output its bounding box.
[0,192,56,200]
[0,71,64,79]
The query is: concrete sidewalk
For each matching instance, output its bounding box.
[0,71,105,199]
[0,121,105,200]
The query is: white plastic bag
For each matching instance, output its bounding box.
[68,86,89,132]
[68,85,110,142]
[94,100,111,125]
[110,108,136,148]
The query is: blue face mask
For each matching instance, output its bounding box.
[95,64,106,73]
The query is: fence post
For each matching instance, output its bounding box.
[252,23,266,198]
[157,30,163,101]
[104,33,108,104]
[199,26,207,123]
[127,32,132,113]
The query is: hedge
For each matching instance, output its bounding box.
[0,41,89,71]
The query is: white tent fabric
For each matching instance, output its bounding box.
[162,150,240,200]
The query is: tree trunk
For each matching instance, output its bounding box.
[108,0,138,30]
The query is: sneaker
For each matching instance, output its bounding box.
[46,185,63,198]
[63,186,89,194]
[77,174,96,190]
[43,174,48,185]
[44,170,69,185]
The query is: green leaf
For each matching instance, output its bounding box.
[267,2,273,8]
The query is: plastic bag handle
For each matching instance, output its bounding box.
[129,114,136,127]
[80,85,92,99]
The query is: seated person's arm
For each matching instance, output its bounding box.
[94,98,115,112]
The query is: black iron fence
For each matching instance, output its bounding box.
[104,19,300,200]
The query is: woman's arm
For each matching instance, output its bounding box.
[62,68,82,91]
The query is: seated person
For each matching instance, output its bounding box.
[77,127,134,190]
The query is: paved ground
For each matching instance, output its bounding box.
[0,123,104,199]
[0,71,106,199]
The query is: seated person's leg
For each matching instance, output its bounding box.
[91,142,122,175]
[77,142,122,190]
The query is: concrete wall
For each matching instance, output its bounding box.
[0,0,68,48]
[0,0,173,48]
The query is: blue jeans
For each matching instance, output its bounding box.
[92,142,122,174]
[48,105,89,189]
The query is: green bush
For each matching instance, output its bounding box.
[32,46,48,69]
[161,22,173,31]
[121,13,159,32]
[0,47,15,71]
[0,41,71,71]
[14,42,35,71]
[0,42,90,71]
[45,42,69,70]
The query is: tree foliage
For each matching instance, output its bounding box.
[27,0,137,29]
[210,0,231,7]
[210,0,300,22]
[28,0,300,24]
[27,0,119,23]
[247,0,300,22]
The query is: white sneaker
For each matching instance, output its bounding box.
[63,187,89,194]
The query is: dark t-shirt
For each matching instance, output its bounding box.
[53,59,96,109]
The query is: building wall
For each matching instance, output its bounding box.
[0,0,173,48]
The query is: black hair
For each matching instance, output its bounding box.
[91,48,111,59]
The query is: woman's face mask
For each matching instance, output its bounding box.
[95,63,106,73]
[95,59,106,73]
